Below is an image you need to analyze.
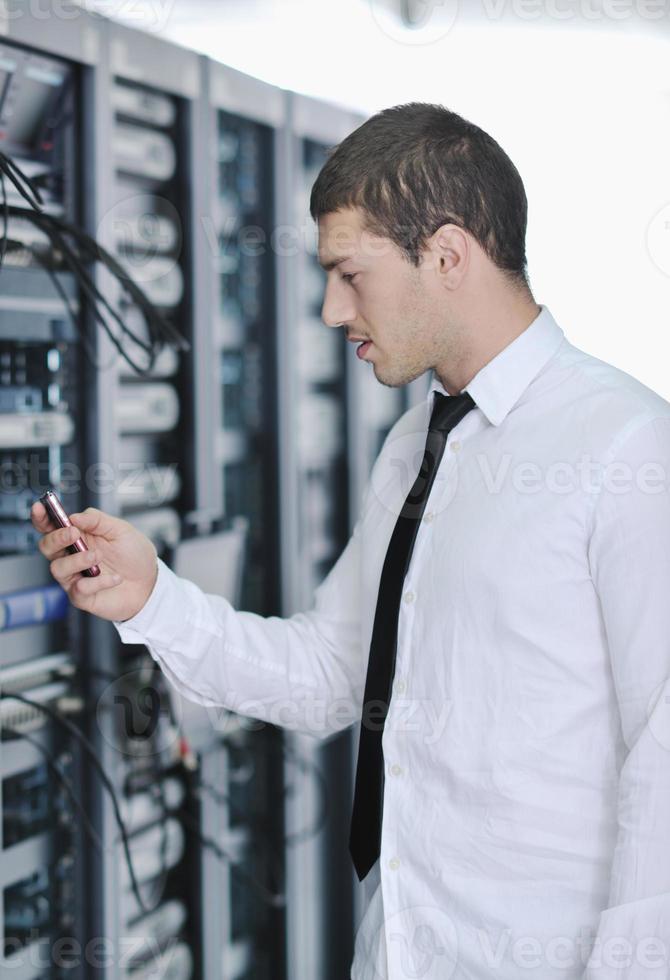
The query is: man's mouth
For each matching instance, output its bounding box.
[356,341,372,360]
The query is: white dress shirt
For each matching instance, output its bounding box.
[114,304,670,979]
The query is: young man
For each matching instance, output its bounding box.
[32,103,670,979]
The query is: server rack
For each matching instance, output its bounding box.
[276,91,366,980]
[90,21,288,980]
[0,12,103,979]
[96,21,202,980]
[193,56,288,980]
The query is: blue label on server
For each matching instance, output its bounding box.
[0,584,69,631]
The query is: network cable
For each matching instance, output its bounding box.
[178,808,287,910]
[7,237,101,368]
[0,149,190,375]
[0,689,162,916]
[78,660,186,912]
[204,737,330,847]
[1,724,102,853]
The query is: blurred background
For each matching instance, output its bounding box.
[0,1,667,978]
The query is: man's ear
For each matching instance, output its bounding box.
[427,223,469,288]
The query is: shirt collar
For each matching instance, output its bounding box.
[427,304,565,427]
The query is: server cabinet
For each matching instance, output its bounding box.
[190,56,288,980]
[102,20,207,980]
[204,58,284,621]
[0,10,104,980]
[1,10,214,980]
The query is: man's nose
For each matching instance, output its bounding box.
[321,281,356,329]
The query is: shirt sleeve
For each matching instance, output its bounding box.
[583,414,670,979]
[112,488,371,743]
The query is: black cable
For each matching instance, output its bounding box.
[49,211,189,352]
[1,724,103,853]
[37,211,156,352]
[90,657,329,846]
[77,660,177,912]
[0,202,150,373]
[0,690,158,916]
[196,755,326,849]
[0,151,43,211]
[22,208,159,374]
[0,148,190,376]
[11,240,102,369]
[83,663,287,907]
[218,738,330,847]
[0,169,8,272]
[7,204,158,375]
[146,777,170,908]
[178,808,286,909]
[20,201,187,355]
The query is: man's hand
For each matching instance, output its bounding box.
[30,502,158,622]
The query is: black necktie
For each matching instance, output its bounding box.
[349,389,477,882]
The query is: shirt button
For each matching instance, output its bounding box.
[403,590,415,604]
[423,511,434,524]
[394,679,405,693]
[390,764,403,776]
[450,440,461,453]
[388,857,401,871]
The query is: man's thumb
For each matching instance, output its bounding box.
[68,507,113,535]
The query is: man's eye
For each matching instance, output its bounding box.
[341,273,358,283]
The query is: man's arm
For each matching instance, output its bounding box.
[32,412,409,745]
[113,489,370,742]
[584,413,670,978]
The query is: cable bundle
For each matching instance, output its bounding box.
[0,149,190,375]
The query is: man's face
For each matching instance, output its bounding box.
[317,207,446,388]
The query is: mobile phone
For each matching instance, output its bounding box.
[39,489,101,578]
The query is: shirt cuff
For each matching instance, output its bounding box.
[112,556,182,644]
[582,892,670,978]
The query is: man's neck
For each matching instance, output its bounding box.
[436,298,542,395]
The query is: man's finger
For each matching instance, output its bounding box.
[31,500,54,533]
[51,548,101,583]
[38,524,82,560]
[68,507,116,539]
[70,571,121,598]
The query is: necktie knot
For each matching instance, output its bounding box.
[429,390,476,433]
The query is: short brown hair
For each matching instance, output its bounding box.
[310,102,531,292]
